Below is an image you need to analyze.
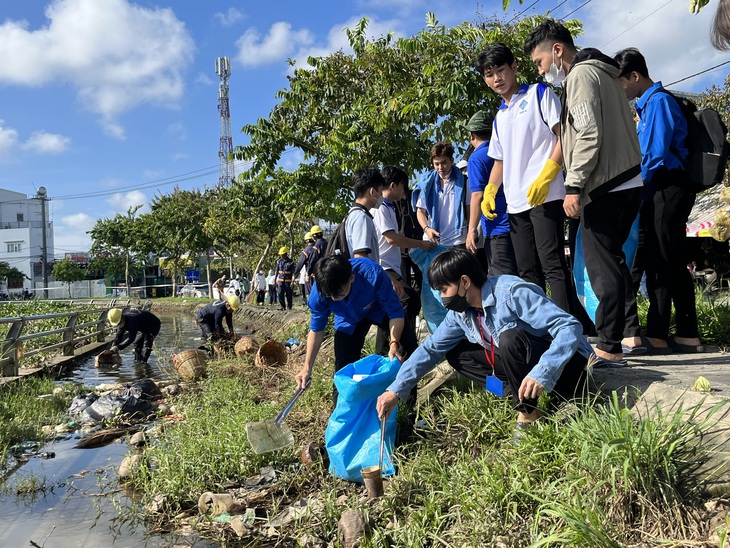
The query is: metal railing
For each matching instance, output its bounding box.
[0,301,151,376]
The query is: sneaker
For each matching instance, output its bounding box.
[590,355,628,369]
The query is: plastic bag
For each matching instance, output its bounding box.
[573,214,640,322]
[325,355,400,482]
[81,394,154,423]
[409,245,450,333]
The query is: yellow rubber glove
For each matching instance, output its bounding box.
[526,159,561,207]
[481,183,500,221]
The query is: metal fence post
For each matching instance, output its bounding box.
[98,309,110,343]
[1,319,24,376]
[63,314,79,356]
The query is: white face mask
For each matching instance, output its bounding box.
[373,194,384,209]
[544,50,566,87]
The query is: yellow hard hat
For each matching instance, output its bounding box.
[108,308,123,326]
[278,246,288,255]
[304,232,312,241]
[227,295,241,311]
[310,225,323,235]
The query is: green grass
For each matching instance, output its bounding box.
[0,377,78,464]
[120,343,726,546]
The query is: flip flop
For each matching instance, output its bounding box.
[668,337,706,354]
[621,343,647,356]
[591,356,628,369]
[640,336,674,356]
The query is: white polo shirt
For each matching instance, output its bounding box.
[345,207,380,264]
[415,176,468,246]
[371,199,402,276]
[488,83,566,214]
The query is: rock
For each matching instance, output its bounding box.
[129,431,146,448]
[52,387,64,397]
[162,384,182,396]
[230,508,257,537]
[336,495,349,506]
[118,454,142,479]
[55,423,75,434]
[338,509,368,548]
[146,494,167,513]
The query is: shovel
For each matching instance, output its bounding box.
[246,379,309,454]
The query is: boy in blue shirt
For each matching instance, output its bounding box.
[376,247,591,438]
[614,48,702,354]
[295,255,417,400]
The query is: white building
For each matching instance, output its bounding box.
[0,188,54,294]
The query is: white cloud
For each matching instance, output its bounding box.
[105,190,149,214]
[166,122,187,141]
[170,152,188,161]
[0,120,19,159]
[577,0,724,93]
[0,0,195,138]
[214,7,245,27]
[235,22,315,67]
[21,131,71,154]
[195,72,215,86]
[235,17,404,71]
[55,212,95,252]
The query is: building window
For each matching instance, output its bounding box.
[16,213,23,222]
[7,243,21,253]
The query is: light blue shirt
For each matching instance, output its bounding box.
[386,275,593,399]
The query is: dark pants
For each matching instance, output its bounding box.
[333,312,419,402]
[484,233,518,276]
[132,330,157,363]
[581,187,642,354]
[375,284,421,356]
[298,283,307,304]
[268,284,277,305]
[567,218,598,337]
[278,282,293,310]
[256,290,266,305]
[445,328,587,415]
[510,200,575,315]
[643,172,698,339]
[400,254,423,295]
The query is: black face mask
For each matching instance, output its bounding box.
[442,285,470,313]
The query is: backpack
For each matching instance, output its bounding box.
[324,204,368,259]
[652,88,730,192]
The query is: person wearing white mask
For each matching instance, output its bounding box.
[344,167,385,264]
[524,20,643,366]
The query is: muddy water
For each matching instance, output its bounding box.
[0,313,215,548]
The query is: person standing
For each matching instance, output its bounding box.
[294,232,315,304]
[344,167,385,263]
[613,48,702,353]
[266,269,277,306]
[276,247,294,310]
[306,225,328,285]
[463,110,518,276]
[413,141,469,248]
[525,20,643,363]
[108,308,161,363]
[478,43,576,317]
[254,269,267,305]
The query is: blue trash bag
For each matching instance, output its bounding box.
[409,244,450,333]
[325,355,400,482]
[574,214,640,323]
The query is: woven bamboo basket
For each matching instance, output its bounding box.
[172,349,208,381]
[254,340,288,368]
[235,336,259,357]
[95,349,122,368]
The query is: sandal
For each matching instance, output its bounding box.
[641,336,674,356]
[668,337,706,354]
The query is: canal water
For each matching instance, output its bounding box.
[0,312,216,548]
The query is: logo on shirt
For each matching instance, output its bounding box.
[519,99,529,111]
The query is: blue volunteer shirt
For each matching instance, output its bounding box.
[308,258,404,335]
[635,81,688,186]
[467,140,509,237]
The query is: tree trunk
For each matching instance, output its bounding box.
[125,251,131,297]
[171,265,178,297]
[206,250,213,299]
[255,237,273,275]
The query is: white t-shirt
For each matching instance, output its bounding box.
[415,176,468,246]
[345,207,380,264]
[371,200,402,276]
[488,83,566,214]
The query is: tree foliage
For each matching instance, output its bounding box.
[52,258,85,297]
[233,14,583,223]
[0,262,27,282]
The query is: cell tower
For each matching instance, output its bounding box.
[216,56,234,186]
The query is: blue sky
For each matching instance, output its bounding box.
[0,0,725,255]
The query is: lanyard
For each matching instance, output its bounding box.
[477,310,495,373]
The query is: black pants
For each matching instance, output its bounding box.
[298,283,307,304]
[278,282,292,309]
[510,200,575,315]
[333,312,419,402]
[484,233,518,276]
[256,290,266,305]
[445,328,587,415]
[643,172,698,339]
[132,330,157,362]
[375,284,421,356]
[581,188,642,354]
[400,254,423,296]
[268,284,277,305]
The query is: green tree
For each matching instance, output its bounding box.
[88,206,144,296]
[233,14,582,224]
[52,258,85,297]
[0,262,27,293]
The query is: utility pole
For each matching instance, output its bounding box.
[216,56,235,186]
[35,187,49,299]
